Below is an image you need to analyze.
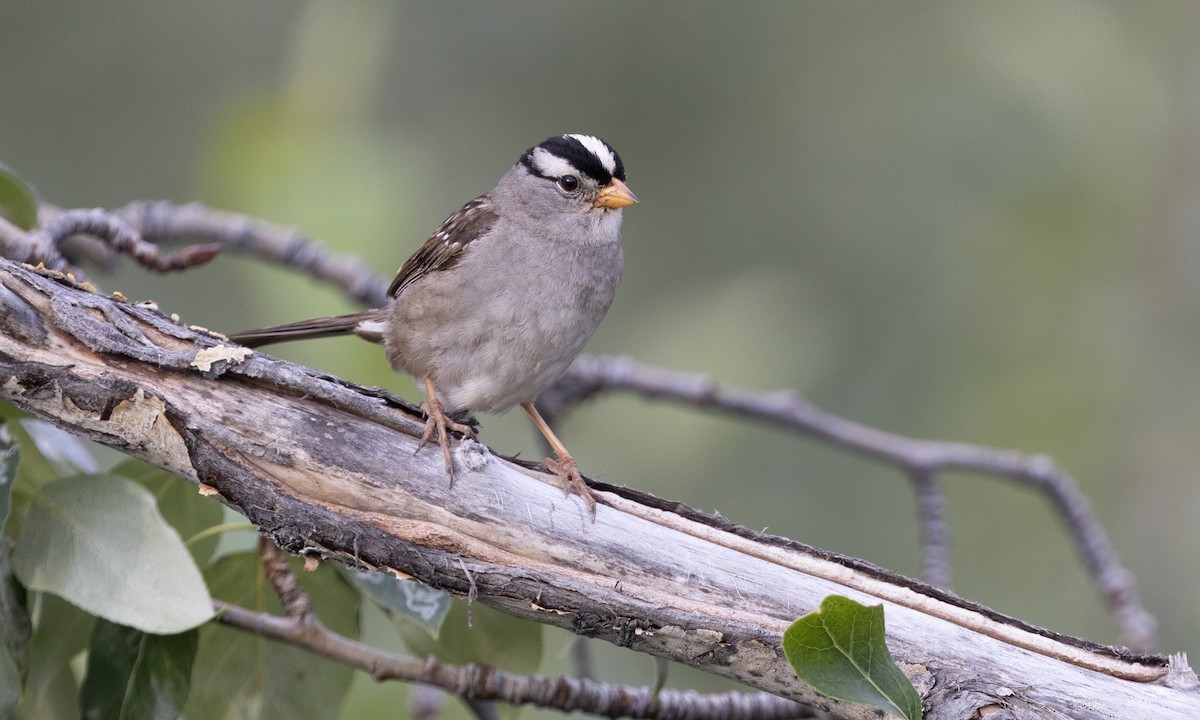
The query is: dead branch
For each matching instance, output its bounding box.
[1,255,1196,719]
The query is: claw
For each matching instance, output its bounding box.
[544,453,598,516]
[416,386,475,483]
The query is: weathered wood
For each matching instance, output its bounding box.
[0,257,1196,719]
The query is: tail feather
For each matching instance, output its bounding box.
[228,309,386,348]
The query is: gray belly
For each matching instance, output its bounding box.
[384,241,622,414]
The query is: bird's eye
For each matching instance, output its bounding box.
[557,175,579,192]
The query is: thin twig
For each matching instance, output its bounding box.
[908,467,952,588]
[541,354,1157,651]
[573,637,597,682]
[213,601,814,720]
[26,208,220,276]
[259,537,313,620]
[114,200,390,307]
[0,216,40,265]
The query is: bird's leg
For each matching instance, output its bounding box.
[417,376,476,480]
[522,402,598,515]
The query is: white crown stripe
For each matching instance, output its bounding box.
[530,147,578,180]
[566,134,617,175]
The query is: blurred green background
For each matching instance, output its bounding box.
[5,1,1200,715]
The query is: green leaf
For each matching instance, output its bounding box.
[783,595,922,720]
[185,552,358,720]
[0,422,18,533]
[112,459,225,566]
[392,598,543,676]
[79,619,197,720]
[18,593,94,720]
[11,475,213,634]
[5,419,101,542]
[0,165,38,231]
[4,417,98,532]
[343,568,451,638]
[17,420,98,477]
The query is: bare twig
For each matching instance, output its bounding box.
[573,638,597,682]
[259,537,313,621]
[0,216,39,264]
[213,601,813,720]
[540,354,1157,651]
[908,467,952,589]
[114,200,390,308]
[25,208,220,276]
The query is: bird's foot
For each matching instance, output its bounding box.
[417,396,476,480]
[544,453,598,516]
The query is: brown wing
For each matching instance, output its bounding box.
[387,195,500,298]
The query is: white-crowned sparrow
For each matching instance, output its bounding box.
[230,134,637,512]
